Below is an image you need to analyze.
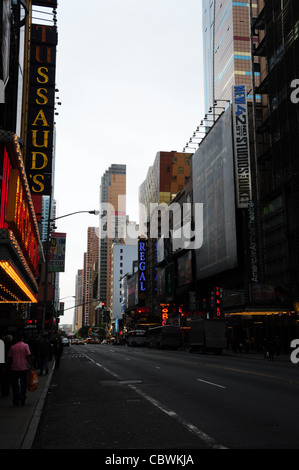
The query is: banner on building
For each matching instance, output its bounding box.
[232,84,252,208]
[48,232,66,272]
[25,23,57,195]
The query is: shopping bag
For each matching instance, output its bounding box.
[28,369,39,392]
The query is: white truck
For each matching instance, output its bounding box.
[189,319,227,354]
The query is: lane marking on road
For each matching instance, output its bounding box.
[128,384,227,449]
[95,362,121,379]
[207,364,285,381]
[119,380,142,385]
[81,352,122,379]
[82,350,227,448]
[197,378,226,389]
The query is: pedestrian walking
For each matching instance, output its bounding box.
[7,333,34,406]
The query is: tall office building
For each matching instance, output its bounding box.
[98,164,126,309]
[202,0,260,113]
[83,227,99,326]
[139,151,192,224]
[74,269,83,332]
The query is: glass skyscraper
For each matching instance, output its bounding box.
[202,0,260,113]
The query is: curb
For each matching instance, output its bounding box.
[20,360,55,449]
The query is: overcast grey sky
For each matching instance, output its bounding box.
[53,0,204,325]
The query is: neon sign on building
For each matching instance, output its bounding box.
[138,240,146,293]
[26,22,57,195]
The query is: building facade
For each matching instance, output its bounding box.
[253,0,299,310]
[111,243,138,320]
[74,269,83,332]
[0,1,59,335]
[98,164,126,309]
[83,227,99,326]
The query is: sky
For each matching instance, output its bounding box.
[52,0,205,326]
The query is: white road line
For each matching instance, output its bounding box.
[82,351,227,449]
[96,362,121,379]
[81,352,121,379]
[197,378,226,389]
[128,384,227,449]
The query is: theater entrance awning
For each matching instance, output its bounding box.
[0,229,38,303]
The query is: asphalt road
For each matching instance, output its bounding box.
[32,344,299,450]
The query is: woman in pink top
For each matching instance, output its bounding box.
[7,333,34,406]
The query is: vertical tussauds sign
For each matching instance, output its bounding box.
[26,19,57,195]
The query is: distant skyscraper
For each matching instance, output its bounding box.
[75,269,83,331]
[83,227,99,326]
[98,164,126,308]
[202,0,260,113]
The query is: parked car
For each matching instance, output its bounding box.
[62,337,70,347]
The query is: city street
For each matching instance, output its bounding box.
[32,343,299,450]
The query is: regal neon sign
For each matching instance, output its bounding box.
[138,240,146,292]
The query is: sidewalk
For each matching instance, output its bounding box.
[0,360,55,449]
[222,349,291,362]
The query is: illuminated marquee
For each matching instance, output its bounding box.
[26,23,57,195]
[6,170,40,276]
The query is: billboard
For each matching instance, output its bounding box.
[48,232,66,272]
[232,84,252,208]
[192,107,237,280]
[25,23,57,195]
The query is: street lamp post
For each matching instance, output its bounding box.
[41,209,99,333]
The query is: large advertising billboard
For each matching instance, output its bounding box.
[192,107,237,280]
[48,232,66,272]
[232,84,252,208]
